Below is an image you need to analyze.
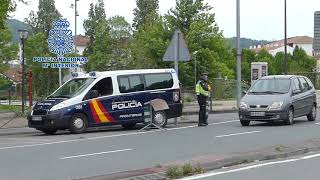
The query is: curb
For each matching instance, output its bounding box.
[79,139,320,180]
[182,109,237,116]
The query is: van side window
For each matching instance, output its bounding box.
[118,75,144,93]
[298,77,309,92]
[144,73,173,90]
[91,77,113,97]
[292,78,301,92]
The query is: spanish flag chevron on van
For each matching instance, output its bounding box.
[89,99,114,123]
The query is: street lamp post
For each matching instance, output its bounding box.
[18,29,29,114]
[193,51,199,86]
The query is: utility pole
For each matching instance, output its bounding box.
[74,0,79,55]
[236,0,242,108]
[71,0,79,74]
[284,0,288,75]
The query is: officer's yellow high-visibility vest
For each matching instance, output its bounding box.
[195,81,209,96]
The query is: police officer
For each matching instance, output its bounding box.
[195,72,210,126]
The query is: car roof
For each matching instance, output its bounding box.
[260,75,298,80]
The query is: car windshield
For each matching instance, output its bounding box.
[49,78,95,98]
[249,79,291,94]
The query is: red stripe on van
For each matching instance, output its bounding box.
[96,99,115,122]
[89,100,101,123]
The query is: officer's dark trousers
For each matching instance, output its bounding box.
[197,94,208,125]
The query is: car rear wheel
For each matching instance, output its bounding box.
[240,120,250,126]
[307,105,316,121]
[153,111,167,127]
[69,113,88,134]
[285,108,294,125]
[41,128,57,135]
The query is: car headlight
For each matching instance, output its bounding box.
[269,101,283,110]
[239,102,249,109]
[50,102,66,111]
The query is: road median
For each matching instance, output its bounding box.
[77,139,320,180]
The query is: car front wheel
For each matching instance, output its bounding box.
[285,108,294,125]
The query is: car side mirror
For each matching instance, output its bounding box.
[293,89,301,95]
[242,90,248,94]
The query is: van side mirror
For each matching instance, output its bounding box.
[84,90,99,100]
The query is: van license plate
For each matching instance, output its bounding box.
[32,116,42,121]
[250,112,265,116]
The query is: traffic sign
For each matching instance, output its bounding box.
[163,29,190,62]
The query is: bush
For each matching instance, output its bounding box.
[166,163,205,178]
[182,163,193,175]
[166,166,183,178]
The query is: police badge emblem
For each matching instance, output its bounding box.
[48,19,74,56]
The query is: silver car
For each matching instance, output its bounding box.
[239,75,317,126]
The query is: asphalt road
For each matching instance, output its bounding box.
[185,152,320,180]
[0,112,320,180]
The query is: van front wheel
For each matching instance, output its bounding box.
[153,111,167,127]
[69,113,88,134]
[41,128,57,135]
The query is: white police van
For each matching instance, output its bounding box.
[28,69,183,135]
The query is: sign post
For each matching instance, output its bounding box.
[163,29,190,126]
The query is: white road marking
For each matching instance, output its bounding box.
[215,131,261,138]
[0,137,52,142]
[0,120,237,150]
[315,122,320,125]
[180,153,320,180]
[169,120,239,130]
[60,148,133,160]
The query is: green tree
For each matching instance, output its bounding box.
[132,0,159,31]
[166,0,234,86]
[289,46,316,73]
[108,15,132,69]
[130,12,170,69]
[83,0,112,72]
[0,28,18,72]
[24,0,61,37]
[24,33,60,97]
[0,0,15,29]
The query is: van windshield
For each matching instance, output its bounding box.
[249,79,291,94]
[49,78,95,98]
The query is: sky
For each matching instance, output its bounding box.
[10,0,320,41]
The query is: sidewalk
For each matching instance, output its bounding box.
[182,100,237,115]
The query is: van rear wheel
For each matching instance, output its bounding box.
[69,113,88,134]
[153,111,167,127]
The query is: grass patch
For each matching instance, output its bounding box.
[166,163,205,179]
[0,105,22,112]
[275,145,287,152]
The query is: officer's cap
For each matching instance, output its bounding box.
[201,72,209,76]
